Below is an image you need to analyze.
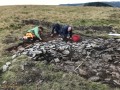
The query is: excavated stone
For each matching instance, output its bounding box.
[110,65,116,71]
[12,54,17,59]
[65,61,75,65]
[62,50,70,55]
[116,39,120,42]
[117,66,120,73]
[106,55,112,61]
[11,37,120,87]
[116,47,120,51]
[104,78,111,83]
[78,69,87,76]
[6,62,11,66]
[18,47,25,52]
[113,80,120,86]
[88,76,100,82]
[54,58,60,63]
[2,65,8,72]
[64,65,75,72]
[32,50,42,54]
[22,51,28,55]
[82,50,87,55]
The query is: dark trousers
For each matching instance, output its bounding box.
[52,28,60,35]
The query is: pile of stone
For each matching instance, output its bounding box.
[12,38,120,87]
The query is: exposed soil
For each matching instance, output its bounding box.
[5,33,63,52]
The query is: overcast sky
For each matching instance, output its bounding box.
[0,0,119,5]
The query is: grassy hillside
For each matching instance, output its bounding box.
[0,5,120,90]
[84,2,113,7]
[0,5,120,26]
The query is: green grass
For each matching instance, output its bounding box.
[72,19,120,26]
[0,5,120,90]
[3,60,109,90]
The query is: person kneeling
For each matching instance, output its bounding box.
[22,26,43,42]
[61,25,73,41]
[51,23,61,37]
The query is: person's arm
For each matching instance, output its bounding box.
[52,26,55,33]
[50,24,56,36]
[69,30,73,38]
[34,27,42,40]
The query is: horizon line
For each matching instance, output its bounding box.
[0,1,120,6]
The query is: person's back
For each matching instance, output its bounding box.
[22,26,43,42]
[53,23,61,31]
[27,26,38,33]
[61,25,69,35]
[61,25,72,38]
[27,26,41,39]
[51,23,61,36]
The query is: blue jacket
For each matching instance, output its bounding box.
[61,25,72,38]
[52,23,61,34]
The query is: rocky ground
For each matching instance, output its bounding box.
[4,35,120,87]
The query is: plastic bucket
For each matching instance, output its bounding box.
[72,35,80,42]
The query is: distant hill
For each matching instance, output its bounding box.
[59,1,120,8]
[59,3,83,6]
[84,2,113,7]
[104,2,120,7]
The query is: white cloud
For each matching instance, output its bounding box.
[0,0,119,5]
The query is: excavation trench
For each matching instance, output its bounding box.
[4,20,120,87]
[6,34,120,87]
